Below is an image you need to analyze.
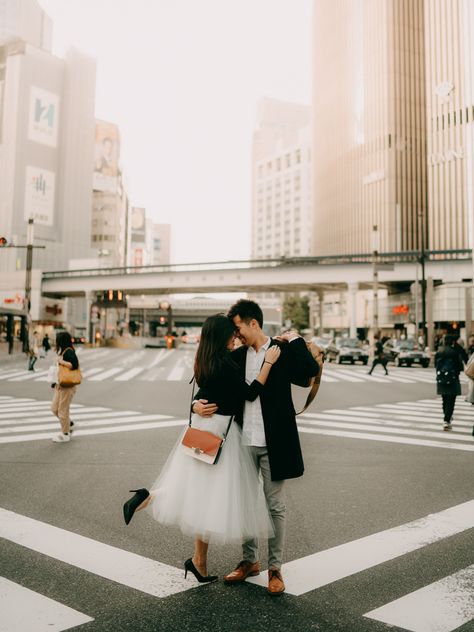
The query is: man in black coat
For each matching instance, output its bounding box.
[435,334,465,431]
[193,299,319,595]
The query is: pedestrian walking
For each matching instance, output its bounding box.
[435,334,464,431]
[194,299,320,595]
[27,332,39,371]
[122,314,280,584]
[464,353,474,406]
[51,332,80,443]
[42,333,51,355]
[368,335,388,375]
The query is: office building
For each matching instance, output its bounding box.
[424,1,474,251]
[0,0,52,50]
[251,97,312,259]
[152,223,171,265]
[91,119,130,267]
[0,36,97,273]
[312,0,427,256]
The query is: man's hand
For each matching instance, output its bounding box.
[192,399,218,417]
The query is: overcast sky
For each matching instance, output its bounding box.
[39,0,313,263]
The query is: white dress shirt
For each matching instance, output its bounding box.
[241,337,271,447]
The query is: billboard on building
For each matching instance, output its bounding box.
[93,120,120,193]
[24,166,55,226]
[28,87,59,147]
[131,207,146,243]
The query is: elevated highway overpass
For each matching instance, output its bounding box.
[41,251,473,298]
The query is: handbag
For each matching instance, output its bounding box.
[58,348,82,387]
[465,355,474,379]
[181,379,233,465]
[47,363,59,384]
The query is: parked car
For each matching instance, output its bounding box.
[326,337,369,365]
[383,339,430,367]
[310,336,332,352]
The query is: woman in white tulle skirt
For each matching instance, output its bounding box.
[122,314,281,583]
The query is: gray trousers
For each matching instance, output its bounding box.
[242,446,286,570]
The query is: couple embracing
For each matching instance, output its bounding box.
[123,299,319,595]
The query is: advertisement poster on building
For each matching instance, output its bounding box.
[133,248,144,266]
[24,166,55,226]
[131,207,146,243]
[93,120,120,193]
[28,87,59,147]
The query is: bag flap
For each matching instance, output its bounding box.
[182,427,222,456]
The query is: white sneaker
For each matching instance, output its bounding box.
[443,422,452,431]
[52,433,70,443]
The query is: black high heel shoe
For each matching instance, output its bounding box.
[123,488,150,525]
[184,558,218,583]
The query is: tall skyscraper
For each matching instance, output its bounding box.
[424,0,474,252]
[251,97,312,259]
[312,0,427,256]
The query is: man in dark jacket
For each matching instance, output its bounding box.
[435,334,464,431]
[193,299,319,595]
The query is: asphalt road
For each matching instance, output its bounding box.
[0,348,473,632]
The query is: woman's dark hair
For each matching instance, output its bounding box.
[227,299,263,328]
[194,314,235,386]
[56,331,74,353]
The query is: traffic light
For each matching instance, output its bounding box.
[0,237,8,247]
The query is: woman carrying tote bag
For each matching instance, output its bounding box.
[51,332,80,444]
[122,314,280,583]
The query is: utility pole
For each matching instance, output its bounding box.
[418,211,427,345]
[0,219,45,353]
[372,225,379,333]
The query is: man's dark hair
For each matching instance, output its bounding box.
[227,299,263,328]
[444,334,456,346]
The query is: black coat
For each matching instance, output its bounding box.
[231,337,319,481]
[435,346,463,396]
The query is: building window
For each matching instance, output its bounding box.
[267,161,272,173]
[295,149,301,164]
[276,157,281,171]
[285,154,291,168]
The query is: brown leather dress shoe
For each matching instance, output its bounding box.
[223,560,260,583]
[267,569,285,595]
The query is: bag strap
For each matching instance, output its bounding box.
[296,373,321,415]
[61,347,73,357]
[188,376,233,440]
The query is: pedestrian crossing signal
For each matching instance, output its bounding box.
[0,237,8,247]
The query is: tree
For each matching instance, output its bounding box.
[283,295,310,332]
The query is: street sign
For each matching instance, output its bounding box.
[375,263,394,271]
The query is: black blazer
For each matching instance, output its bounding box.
[197,337,319,481]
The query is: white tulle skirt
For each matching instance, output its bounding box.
[146,414,274,544]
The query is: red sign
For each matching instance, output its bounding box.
[392,304,409,315]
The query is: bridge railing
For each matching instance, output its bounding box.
[42,249,472,279]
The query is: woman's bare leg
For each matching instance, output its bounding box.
[192,539,209,576]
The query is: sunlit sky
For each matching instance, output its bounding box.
[39,0,312,263]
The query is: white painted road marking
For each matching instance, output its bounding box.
[0,576,93,631]
[114,367,145,381]
[364,564,474,632]
[88,367,124,381]
[0,508,202,598]
[247,500,474,596]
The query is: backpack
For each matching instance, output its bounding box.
[436,356,457,386]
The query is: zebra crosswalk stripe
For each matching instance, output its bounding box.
[0,576,94,631]
[364,564,474,632]
[298,397,474,452]
[0,395,185,444]
[0,508,201,599]
[247,499,474,596]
